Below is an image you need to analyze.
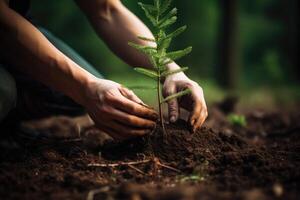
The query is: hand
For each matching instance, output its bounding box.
[163,72,208,132]
[83,78,158,140]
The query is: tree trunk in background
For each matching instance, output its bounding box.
[217,0,239,89]
[287,0,299,82]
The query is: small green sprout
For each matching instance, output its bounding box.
[228,114,247,127]
[179,175,205,183]
[128,0,192,134]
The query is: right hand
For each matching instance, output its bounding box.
[83,78,158,140]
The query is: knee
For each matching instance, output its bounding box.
[0,68,17,121]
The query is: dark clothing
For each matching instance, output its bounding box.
[0,27,103,121]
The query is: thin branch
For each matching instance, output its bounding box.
[128,164,147,175]
[88,159,151,167]
[157,162,181,173]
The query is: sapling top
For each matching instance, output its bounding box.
[128,0,192,133]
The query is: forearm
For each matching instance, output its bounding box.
[77,0,161,69]
[0,1,95,105]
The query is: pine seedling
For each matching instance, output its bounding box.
[128,0,192,134]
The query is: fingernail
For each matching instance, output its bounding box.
[170,116,176,123]
[191,119,195,126]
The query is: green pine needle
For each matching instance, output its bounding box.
[166,25,187,39]
[160,0,173,15]
[158,16,177,29]
[138,36,156,42]
[161,88,192,103]
[134,67,159,79]
[138,2,157,25]
[127,86,157,90]
[158,8,177,27]
[128,42,157,55]
[166,46,192,61]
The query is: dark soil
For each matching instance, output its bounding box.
[0,107,299,200]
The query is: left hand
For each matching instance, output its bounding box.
[163,72,208,132]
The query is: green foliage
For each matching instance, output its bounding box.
[127,0,192,131]
[129,0,192,129]
[228,114,247,127]
[179,175,205,183]
[161,89,191,103]
[129,0,192,103]
[134,68,158,79]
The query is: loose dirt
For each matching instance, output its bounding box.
[0,107,299,200]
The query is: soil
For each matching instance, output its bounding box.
[0,106,299,200]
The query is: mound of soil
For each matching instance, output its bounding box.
[0,107,299,200]
[101,120,247,173]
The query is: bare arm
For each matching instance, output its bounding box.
[0,0,157,139]
[76,0,155,68]
[0,0,93,105]
[77,0,208,130]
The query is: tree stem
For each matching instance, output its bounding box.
[157,76,166,135]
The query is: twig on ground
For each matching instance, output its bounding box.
[88,159,151,167]
[88,157,180,175]
[128,164,147,175]
[153,157,181,173]
[157,162,181,173]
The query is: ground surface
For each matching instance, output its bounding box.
[0,105,299,200]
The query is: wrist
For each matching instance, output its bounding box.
[58,59,98,107]
[163,62,188,81]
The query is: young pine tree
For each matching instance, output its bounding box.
[128,0,192,134]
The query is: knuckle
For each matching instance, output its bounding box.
[102,91,115,102]
[128,105,138,113]
[170,107,177,113]
[126,116,135,124]
[185,82,194,88]
[101,105,113,114]
[163,86,175,97]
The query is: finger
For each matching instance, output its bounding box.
[119,87,145,105]
[163,84,179,123]
[109,121,152,137]
[168,98,179,123]
[98,125,126,141]
[103,107,157,129]
[189,100,202,127]
[193,108,208,132]
[111,94,158,121]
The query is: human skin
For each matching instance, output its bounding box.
[0,0,207,139]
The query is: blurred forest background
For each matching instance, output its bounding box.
[30,0,299,108]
